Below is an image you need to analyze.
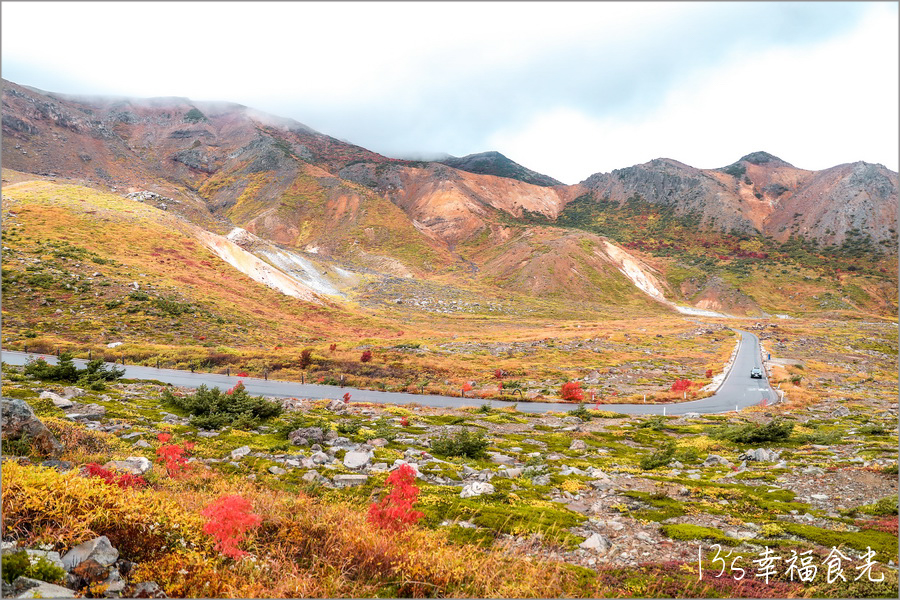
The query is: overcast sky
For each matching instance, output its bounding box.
[2,1,897,184]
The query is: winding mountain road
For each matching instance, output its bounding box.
[1,330,777,415]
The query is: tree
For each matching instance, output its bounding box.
[560,381,584,402]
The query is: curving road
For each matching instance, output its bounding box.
[1,330,776,415]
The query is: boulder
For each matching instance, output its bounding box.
[268,466,287,476]
[343,451,371,470]
[579,533,613,553]
[39,391,73,409]
[569,439,587,451]
[289,427,324,445]
[460,482,495,498]
[8,577,75,598]
[703,454,733,468]
[104,456,152,475]
[1,398,64,457]
[61,536,118,570]
[333,474,369,488]
[61,387,86,400]
[131,581,167,598]
[487,452,515,465]
[311,451,330,464]
[741,448,779,462]
[230,445,251,460]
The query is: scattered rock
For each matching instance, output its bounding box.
[703,454,733,468]
[104,456,152,475]
[130,581,167,598]
[8,577,75,598]
[460,481,495,498]
[268,466,287,476]
[39,391,74,409]
[579,533,613,553]
[230,446,252,460]
[343,451,371,469]
[569,439,587,451]
[61,536,118,570]
[333,474,369,488]
[1,398,64,457]
[289,427,324,445]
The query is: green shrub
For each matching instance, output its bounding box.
[337,419,363,435]
[161,383,283,430]
[128,290,150,301]
[430,428,489,459]
[636,415,669,430]
[710,417,794,444]
[640,441,676,470]
[569,403,592,421]
[184,108,207,123]
[2,550,66,585]
[22,352,123,387]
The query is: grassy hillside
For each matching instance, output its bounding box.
[517,194,898,317]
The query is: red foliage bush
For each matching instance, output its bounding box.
[493,369,505,380]
[225,381,244,396]
[329,343,337,353]
[399,416,410,427]
[560,381,584,402]
[705,369,713,378]
[360,350,373,363]
[671,379,692,392]
[201,494,262,559]
[367,464,423,532]
[299,349,313,369]
[83,462,147,489]
[342,392,351,403]
[236,371,248,377]
[156,433,192,476]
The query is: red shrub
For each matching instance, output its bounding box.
[342,392,351,403]
[560,381,584,402]
[671,379,692,392]
[156,433,191,477]
[225,381,245,395]
[329,343,337,353]
[360,350,373,363]
[83,463,147,489]
[299,349,313,369]
[236,371,249,377]
[493,369,505,380]
[399,416,410,427]
[201,494,262,559]
[367,465,423,532]
[705,369,713,378]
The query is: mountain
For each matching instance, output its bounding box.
[438,151,563,187]
[578,151,898,246]
[3,80,897,320]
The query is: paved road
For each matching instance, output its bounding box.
[1,330,776,415]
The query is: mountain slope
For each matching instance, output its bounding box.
[438,151,562,187]
[578,151,898,245]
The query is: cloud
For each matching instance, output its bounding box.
[2,2,894,183]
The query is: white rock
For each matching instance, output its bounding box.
[579,533,613,553]
[106,342,123,348]
[333,474,369,488]
[12,577,75,598]
[61,536,118,570]
[104,456,152,475]
[460,481,495,498]
[343,451,371,469]
[39,391,74,409]
[230,445,251,459]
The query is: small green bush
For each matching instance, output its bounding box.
[2,550,66,585]
[430,428,489,459]
[184,108,207,123]
[640,441,676,470]
[569,404,592,421]
[710,417,794,444]
[162,383,283,430]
